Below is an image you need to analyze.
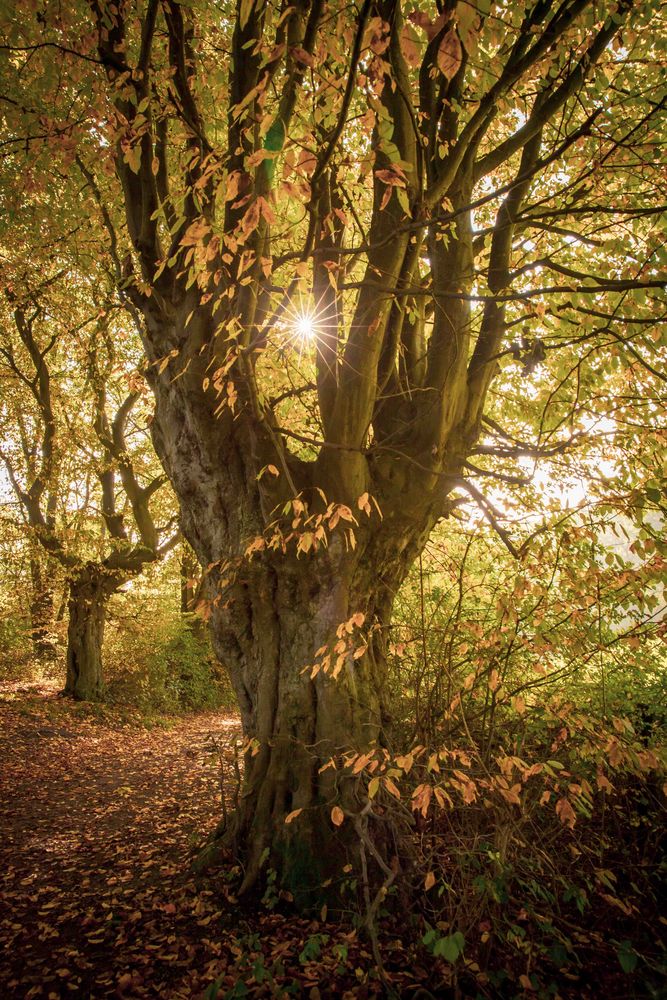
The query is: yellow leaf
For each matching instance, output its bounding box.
[331,805,344,827]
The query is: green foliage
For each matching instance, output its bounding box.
[0,611,32,679]
[298,933,329,964]
[107,618,231,713]
[423,927,465,963]
[102,574,234,714]
[350,510,667,997]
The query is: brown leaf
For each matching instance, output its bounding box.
[556,796,576,829]
[437,27,463,79]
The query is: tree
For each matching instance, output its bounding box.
[2,0,665,895]
[0,278,178,699]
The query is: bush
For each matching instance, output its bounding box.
[106,616,235,713]
[148,618,233,712]
[103,576,236,713]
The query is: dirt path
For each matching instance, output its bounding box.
[0,684,417,1000]
[0,682,242,999]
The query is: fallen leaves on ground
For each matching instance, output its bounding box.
[0,682,423,999]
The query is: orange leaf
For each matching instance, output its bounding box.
[285,808,303,825]
[424,871,436,891]
[383,777,401,799]
[331,805,344,827]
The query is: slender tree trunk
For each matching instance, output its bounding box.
[29,558,56,660]
[63,568,113,701]
[180,545,206,643]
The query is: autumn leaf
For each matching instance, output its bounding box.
[330,805,344,826]
[291,46,315,67]
[382,776,400,799]
[400,22,422,66]
[424,871,436,891]
[556,797,577,829]
[357,491,371,515]
[285,808,303,824]
[437,27,463,79]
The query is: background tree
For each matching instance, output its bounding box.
[1,0,665,896]
[0,275,179,699]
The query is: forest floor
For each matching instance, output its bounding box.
[0,681,414,1000]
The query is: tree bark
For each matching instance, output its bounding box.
[207,544,396,901]
[29,557,56,660]
[63,567,115,701]
[180,545,206,643]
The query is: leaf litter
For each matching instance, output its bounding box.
[0,682,414,999]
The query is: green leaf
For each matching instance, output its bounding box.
[239,0,254,30]
[433,933,464,962]
[263,119,285,153]
[617,941,638,974]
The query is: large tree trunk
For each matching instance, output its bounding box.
[29,557,56,660]
[211,551,393,901]
[63,568,113,701]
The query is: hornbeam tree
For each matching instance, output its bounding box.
[2,0,665,894]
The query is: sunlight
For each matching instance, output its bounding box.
[276,294,338,352]
[294,310,317,341]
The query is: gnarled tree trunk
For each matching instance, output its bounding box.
[213,553,389,899]
[64,567,116,701]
